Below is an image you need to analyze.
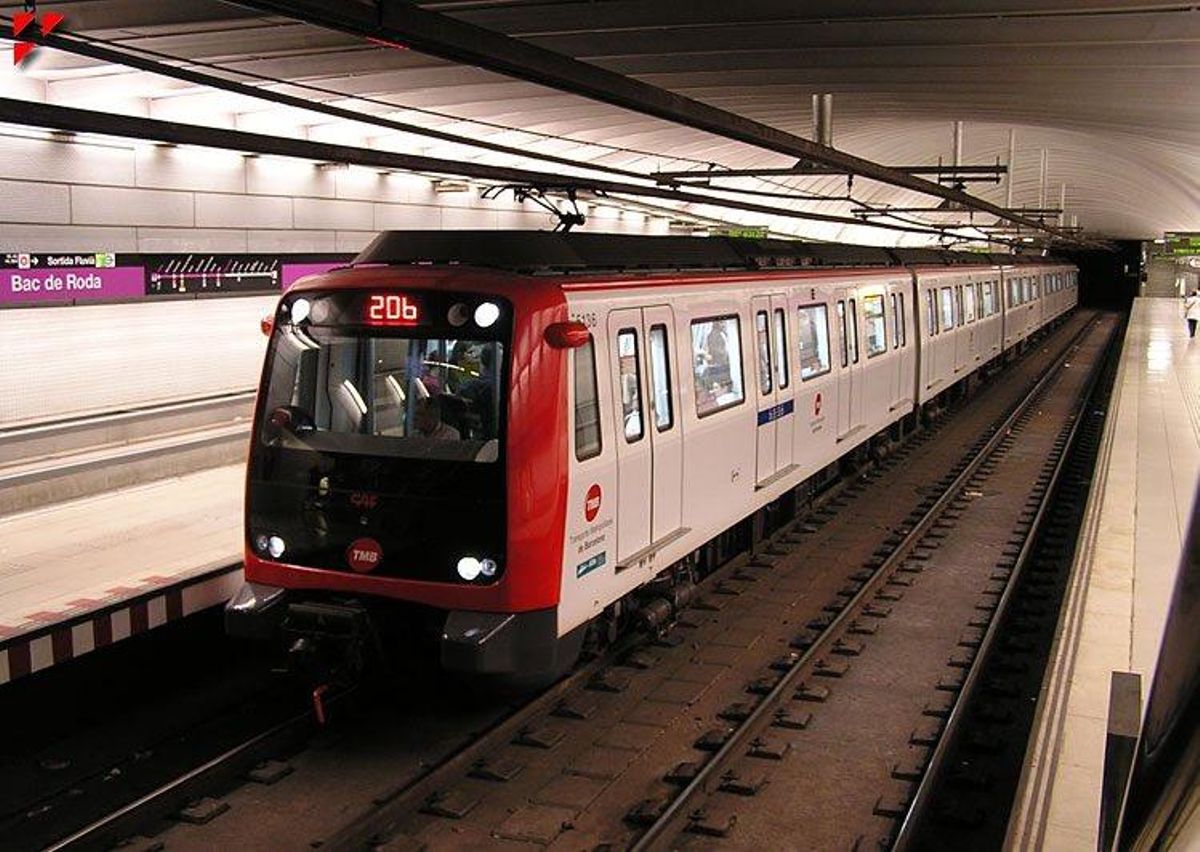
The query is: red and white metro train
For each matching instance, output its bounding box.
[226,231,1077,677]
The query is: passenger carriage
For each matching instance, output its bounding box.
[226,231,1077,678]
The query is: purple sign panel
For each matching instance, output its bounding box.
[282,262,345,290]
[0,252,353,307]
[3,265,145,305]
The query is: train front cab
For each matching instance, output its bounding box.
[226,267,586,680]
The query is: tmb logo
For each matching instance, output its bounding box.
[584,483,602,522]
[12,8,65,67]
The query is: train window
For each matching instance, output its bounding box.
[692,315,745,417]
[963,285,977,323]
[1032,277,1040,300]
[925,290,938,336]
[1008,279,1020,307]
[260,325,507,463]
[574,336,602,461]
[890,293,900,350]
[984,282,996,315]
[648,324,673,432]
[898,293,907,346]
[863,295,887,357]
[755,310,773,395]
[956,286,964,324]
[797,304,831,380]
[1022,277,1032,303]
[940,287,955,330]
[773,308,790,390]
[849,299,860,363]
[837,301,849,367]
[617,329,644,443]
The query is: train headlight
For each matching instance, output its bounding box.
[267,535,286,559]
[447,302,469,327]
[290,298,311,324]
[474,301,500,328]
[479,558,498,578]
[254,533,270,554]
[456,556,482,581]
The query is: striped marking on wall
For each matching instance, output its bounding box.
[0,565,242,687]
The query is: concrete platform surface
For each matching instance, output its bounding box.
[0,464,244,685]
[1008,298,1200,850]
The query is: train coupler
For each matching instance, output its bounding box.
[282,600,373,686]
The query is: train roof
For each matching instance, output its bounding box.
[353,230,1060,275]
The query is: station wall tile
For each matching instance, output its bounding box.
[73,185,194,227]
[196,193,293,229]
[0,178,70,224]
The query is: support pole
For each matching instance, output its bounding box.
[1059,184,1066,227]
[952,121,964,168]
[1006,129,1016,210]
[1039,149,1048,210]
[812,94,833,148]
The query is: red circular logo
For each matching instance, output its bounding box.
[346,537,383,573]
[814,392,823,417]
[585,483,602,522]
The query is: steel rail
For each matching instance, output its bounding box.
[630,313,1102,851]
[317,452,888,850]
[0,98,973,238]
[226,0,1087,245]
[45,689,353,852]
[891,316,1120,851]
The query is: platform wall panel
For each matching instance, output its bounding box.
[0,133,136,188]
[0,297,274,427]
[72,185,195,228]
[0,178,71,224]
[195,193,293,230]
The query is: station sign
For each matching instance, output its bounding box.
[709,225,771,239]
[0,252,352,307]
[1163,233,1200,257]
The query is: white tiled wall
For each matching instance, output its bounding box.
[0,130,670,254]
[0,297,275,427]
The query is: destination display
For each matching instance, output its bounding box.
[0,252,351,307]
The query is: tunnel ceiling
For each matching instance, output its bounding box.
[1,0,1196,246]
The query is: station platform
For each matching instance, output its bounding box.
[1008,298,1200,849]
[0,465,244,686]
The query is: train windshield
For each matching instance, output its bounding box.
[258,291,508,463]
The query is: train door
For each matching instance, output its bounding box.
[752,295,792,485]
[607,309,652,566]
[607,306,684,568]
[643,306,683,544]
[954,284,970,376]
[890,288,907,411]
[770,296,794,472]
[835,288,860,441]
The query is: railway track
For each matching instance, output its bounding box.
[624,313,1119,851]
[20,312,1108,852]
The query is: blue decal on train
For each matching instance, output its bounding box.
[576,551,607,578]
[756,399,795,426]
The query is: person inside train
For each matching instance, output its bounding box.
[460,346,497,438]
[706,324,731,383]
[413,396,461,440]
